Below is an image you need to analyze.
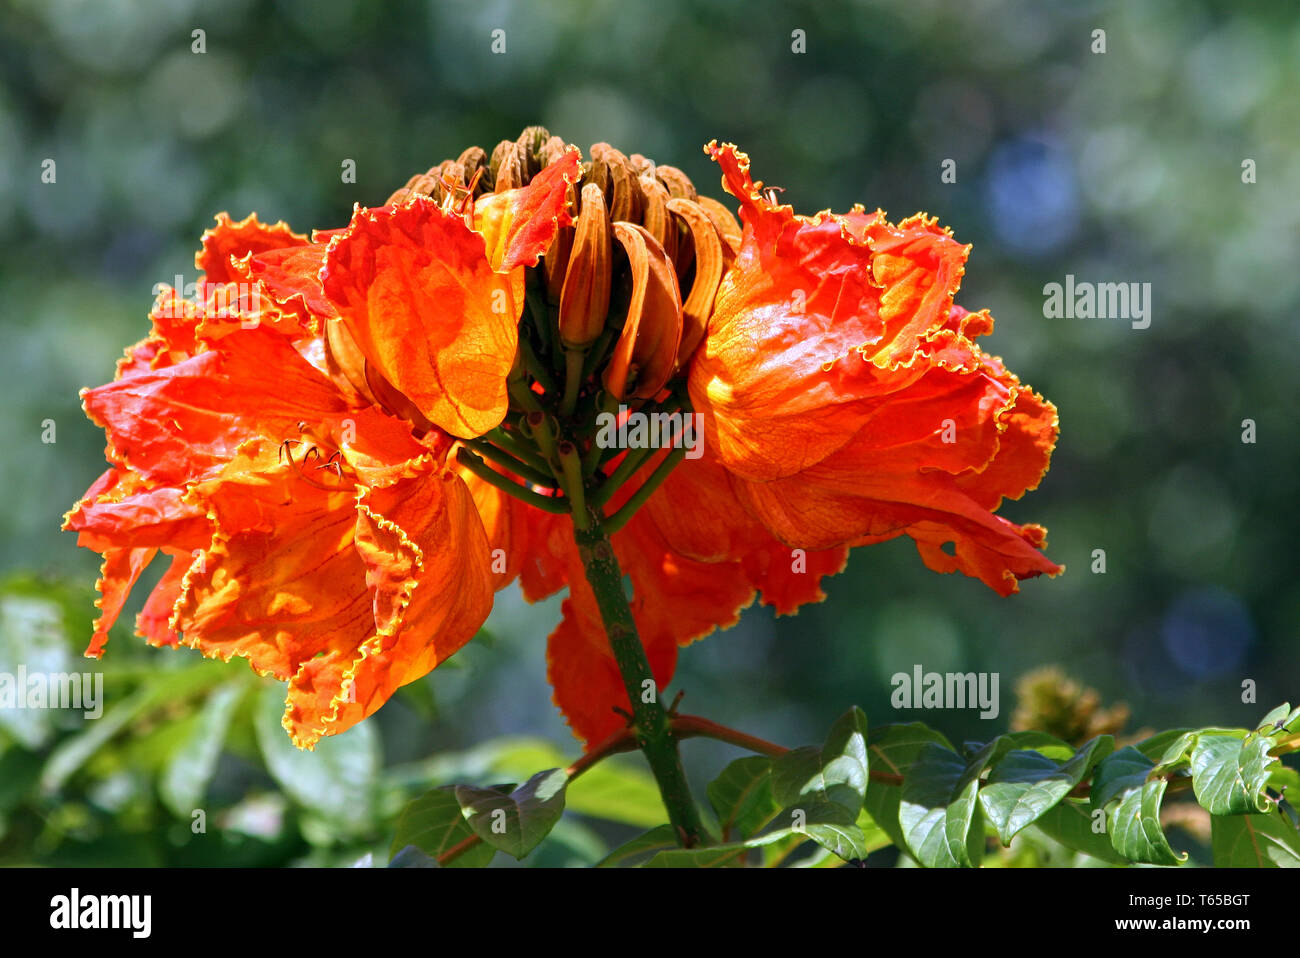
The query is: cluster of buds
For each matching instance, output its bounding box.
[394,127,743,530]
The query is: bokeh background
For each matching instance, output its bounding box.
[0,0,1296,866]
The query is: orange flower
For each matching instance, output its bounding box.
[67,129,1058,752]
[470,140,1060,747]
[685,143,1061,596]
[65,150,579,747]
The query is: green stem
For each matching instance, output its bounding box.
[467,439,557,489]
[590,445,656,508]
[519,336,558,396]
[558,442,589,530]
[508,378,543,413]
[455,447,569,515]
[559,347,585,418]
[488,424,549,473]
[572,508,706,847]
[603,447,687,534]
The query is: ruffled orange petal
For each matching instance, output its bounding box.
[643,450,849,613]
[171,440,372,681]
[196,212,309,284]
[473,146,581,272]
[81,327,350,484]
[694,143,970,482]
[247,243,336,321]
[86,547,155,658]
[322,198,519,439]
[284,463,494,747]
[136,551,190,648]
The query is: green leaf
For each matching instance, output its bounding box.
[1089,746,1154,811]
[254,683,378,828]
[455,768,568,859]
[1211,809,1300,867]
[770,706,869,818]
[1150,731,1199,773]
[981,730,1076,766]
[799,802,873,862]
[435,737,664,827]
[1033,799,1128,864]
[1109,779,1187,865]
[1133,728,1195,762]
[979,736,1114,845]
[898,742,986,867]
[863,723,953,855]
[391,787,494,867]
[643,804,869,867]
[1255,702,1293,731]
[1190,731,1278,815]
[707,756,780,841]
[597,824,679,867]
[159,681,245,818]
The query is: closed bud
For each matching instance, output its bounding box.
[558,183,612,348]
[603,221,683,400]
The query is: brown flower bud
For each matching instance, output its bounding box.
[456,146,490,196]
[666,198,726,364]
[697,195,743,256]
[603,222,683,400]
[639,174,677,265]
[655,165,697,202]
[558,183,612,349]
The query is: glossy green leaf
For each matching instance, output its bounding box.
[1133,728,1195,762]
[981,730,1076,767]
[1033,799,1127,864]
[597,824,678,867]
[898,742,987,867]
[1211,809,1300,867]
[1108,778,1186,865]
[980,735,1113,845]
[1089,746,1154,811]
[707,756,780,841]
[455,768,568,859]
[770,706,869,818]
[644,803,869,867]
[1190,731,1277,815]
[863,723,953,855]
[391,787,494,868]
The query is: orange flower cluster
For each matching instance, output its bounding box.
[66,130,1059,749]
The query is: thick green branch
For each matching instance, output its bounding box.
[572,508,707,847]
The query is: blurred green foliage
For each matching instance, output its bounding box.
[0,0,1296,865]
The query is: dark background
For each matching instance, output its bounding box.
[0,0,1295,866]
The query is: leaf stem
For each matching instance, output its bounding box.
[672,715,789,757]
